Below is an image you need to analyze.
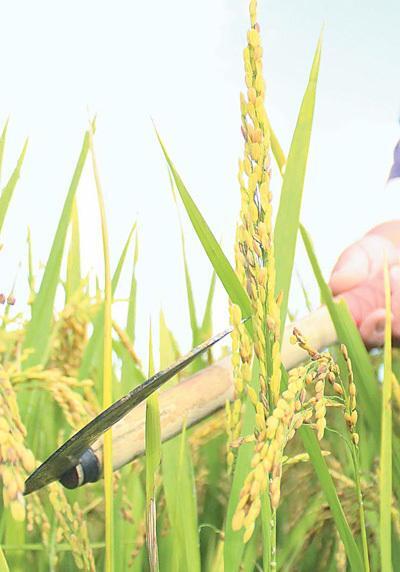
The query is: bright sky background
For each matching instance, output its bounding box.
[0,0,399,360]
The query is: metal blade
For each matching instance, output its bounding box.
[24,326,232,495]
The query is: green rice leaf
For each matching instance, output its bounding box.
[261,490,272,570]
[266,117,286,177]
[200,270,216,340]
[300,426,364,572]
[169,167,201,347]
[65,199,81,302]
[176,424,201,572]
[380,261,392,571]
[114,469,146,571]
[20,129,91,452]
[79,222,136,382]
[278,495,322,571]
[0,118,9,183]
[159,312,201,572]
[109,223,136,293]
[181,231,200,347]
[130,233,139,343]
[241,523,260,572]
[23,129,90,367]
[274,35,322,331]
[156,130,253,333]
[0,138,28,235]
[120,232,142,395]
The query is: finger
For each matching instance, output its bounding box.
[390,265,400,339]
[359,308,388,348]
[329,235,400,296]
[361,235,400,276]
[340,265,398,329]
[356,265,400,346]
[367,220,400,249]
[335,280,381,326]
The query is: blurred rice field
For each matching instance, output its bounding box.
[0,2,399,571]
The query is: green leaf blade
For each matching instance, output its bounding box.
[65,199,81,302]
[23,130,90,367]
[274,35,322,331]
[0,138,28,235]
[156,131,253,331]
[300,426,364,572]
[79,222,136,382]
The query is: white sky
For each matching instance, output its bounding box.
[0,0,399,361]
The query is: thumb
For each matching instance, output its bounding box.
[329,243,369,295]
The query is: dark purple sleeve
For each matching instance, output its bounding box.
[388,139,400,181]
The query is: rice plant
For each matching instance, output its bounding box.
[0,1,398,571]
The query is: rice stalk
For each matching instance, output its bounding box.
[0,546,9,572]
[145,322,161,572]
[47,483,95,570]
[380,260,392,571]
[336,343,370,571]
[88,124,114,571]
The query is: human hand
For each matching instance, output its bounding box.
[329,221,400,348]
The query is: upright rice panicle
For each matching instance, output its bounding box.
[229,0,288,541]
[237,0,281,406]
[227,0,282,472]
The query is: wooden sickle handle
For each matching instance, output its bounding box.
[91,305,337,473]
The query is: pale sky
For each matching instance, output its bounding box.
[0,1,399,360]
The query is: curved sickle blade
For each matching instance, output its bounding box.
[24,326,232,495]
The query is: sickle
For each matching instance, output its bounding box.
[24,326,235,495]
[25,306,336,495]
